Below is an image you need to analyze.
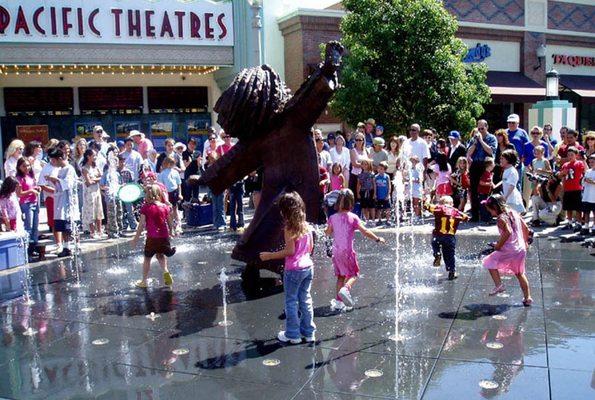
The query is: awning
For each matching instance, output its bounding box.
[560,75,595,104]
[486,71,545,103]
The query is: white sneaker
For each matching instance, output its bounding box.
[277,331,301,344]
[339,286,354,307]
[330,298,346,311]
[52,245,64,254]
[303,334,316,343]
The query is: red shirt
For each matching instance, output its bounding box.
[558,143,584,160]
[216,143,233,157]
[478,170,493,195]
[561,160,585,192]
[430,204,466,236]
[140,202,171,238]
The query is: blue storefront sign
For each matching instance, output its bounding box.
[464,43,491,63]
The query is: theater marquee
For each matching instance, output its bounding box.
[0,0,234,47]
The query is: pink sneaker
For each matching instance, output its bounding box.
[489,284,506,296]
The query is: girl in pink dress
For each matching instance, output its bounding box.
[325,189,385,311]
[330,163,346,191]
[482,194,533,306]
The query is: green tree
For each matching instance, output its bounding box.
[331,0,490,136]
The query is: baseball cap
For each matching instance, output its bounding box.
[129,130,143,138]
[327,132,336,140]
[376,125,384,132]
[507,114,520,123]
[373,137,385,146]
[93,125,104,134]
[448,130,461,140]
[116,140,125,148]
[357,122,365,128]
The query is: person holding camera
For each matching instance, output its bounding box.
[531,173,562,227]
[467,120,497,222]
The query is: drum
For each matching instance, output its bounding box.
[117,183,144,204]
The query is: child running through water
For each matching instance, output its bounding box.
[260,192,316,344]
[481,194,533,306]
[132,184,177,288]
[326,189,385,311]
[427,196,469,280]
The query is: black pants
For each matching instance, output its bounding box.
[469,161,486,221]
[431,235,456,272]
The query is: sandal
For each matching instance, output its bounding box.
[489,284,506,296]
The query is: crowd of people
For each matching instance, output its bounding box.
[315,116,595,233]
[0,125,254,260]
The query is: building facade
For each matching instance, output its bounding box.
[278,0,595,134]
[0,0,265,155]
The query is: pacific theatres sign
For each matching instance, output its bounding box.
[0,0,234,47]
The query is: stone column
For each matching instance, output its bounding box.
[250,0,263,67]
[142,86,149,114]
[73,87,80,115]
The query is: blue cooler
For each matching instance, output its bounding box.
[187,203,213,227]
[0,234,27,271]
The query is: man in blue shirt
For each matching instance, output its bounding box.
[467,119,497,222]
[506,113,529,193]
[506,114,529,155]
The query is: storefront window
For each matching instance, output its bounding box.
[4,87,73,116]
[79,87,143,115]
[148,87,208,114]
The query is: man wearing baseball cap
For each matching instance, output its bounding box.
[129,130,153,159]
[447,130,467,171]
[506,114,529,193]
[505,114,529,156]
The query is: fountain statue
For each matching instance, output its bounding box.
[199,41,344,273]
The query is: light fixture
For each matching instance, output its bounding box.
[545,69,559,100]
[534,44,546,70]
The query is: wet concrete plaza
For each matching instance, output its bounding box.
[0,229,593,399]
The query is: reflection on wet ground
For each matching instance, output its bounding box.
[0,230,593,399]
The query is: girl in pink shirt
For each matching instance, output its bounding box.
[132,184,176,288]
[325,189,385,311]
[330,163,346,191]
[260,192,316,344]
[0,177,23,232]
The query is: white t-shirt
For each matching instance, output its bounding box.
[330,147,350,170]
[583,168,595,203]
[402,138,430,163]
[502,167,525,213]
[38,163,60,199]
[3,157,17,178]
[318,150,332,170]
